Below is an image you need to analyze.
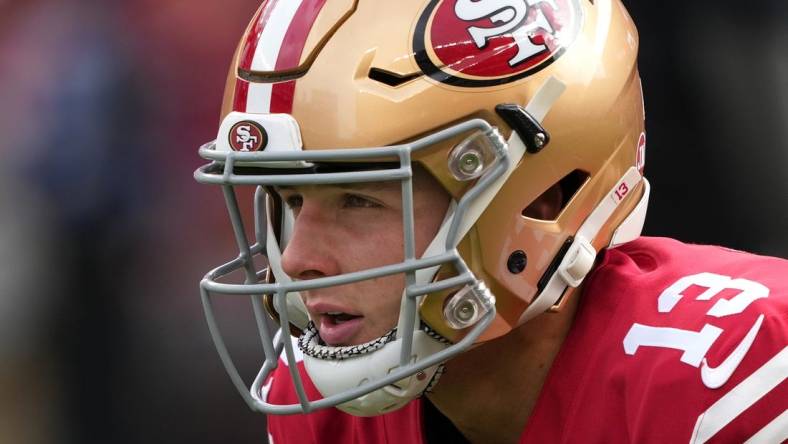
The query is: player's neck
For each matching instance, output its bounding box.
[426,293,580,444]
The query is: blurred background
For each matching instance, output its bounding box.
[0,0,785,443]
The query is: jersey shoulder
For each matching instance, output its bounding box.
[522,237,787,444]
[611,236,788,291]
[600,236,788,337]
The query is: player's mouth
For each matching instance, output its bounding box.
[307,302,364,346]
[318,312,364,346]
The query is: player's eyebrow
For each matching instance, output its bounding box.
[336,182,399,191]
[274,182,397,193]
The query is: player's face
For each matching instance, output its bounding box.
[277,169,450,346]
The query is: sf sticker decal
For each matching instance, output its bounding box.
[413,0,584,87]
[229,121,268,152]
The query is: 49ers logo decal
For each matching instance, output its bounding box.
[413,0,584,87]
[229,121,268,152]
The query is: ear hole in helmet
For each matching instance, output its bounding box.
[522,169,589,221]
[368,67,421,87]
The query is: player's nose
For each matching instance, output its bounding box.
[280,204,340,280]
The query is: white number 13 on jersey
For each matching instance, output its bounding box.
[623,272,768,388]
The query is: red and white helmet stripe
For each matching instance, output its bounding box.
[233,0,328,114]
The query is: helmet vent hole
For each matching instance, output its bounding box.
[368,68,421,87]
[522,169,589,221]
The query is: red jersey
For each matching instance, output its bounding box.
[266,237,788,443]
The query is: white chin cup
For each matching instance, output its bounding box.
[303,331,448,416]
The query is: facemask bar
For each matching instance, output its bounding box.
[195,117,506,414]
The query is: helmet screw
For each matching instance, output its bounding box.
[533,133,546,149]
[455,301,476,322]
[443,285,488,329]
[458,151,482,174]
[416,371,427,381]
[507,250,527,274]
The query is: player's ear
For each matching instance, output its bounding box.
[522,182,563,220]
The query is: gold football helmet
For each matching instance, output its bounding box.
[195,0,649,416]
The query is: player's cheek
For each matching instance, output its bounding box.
[365,275,403,325]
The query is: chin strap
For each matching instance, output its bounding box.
[518,168,650,324]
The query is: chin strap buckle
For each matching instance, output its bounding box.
[557,236,597,288]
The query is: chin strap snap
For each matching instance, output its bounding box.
[556,236,597,288]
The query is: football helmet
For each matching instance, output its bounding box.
[195,0,649,416]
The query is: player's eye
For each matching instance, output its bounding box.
[342,193,382,209]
